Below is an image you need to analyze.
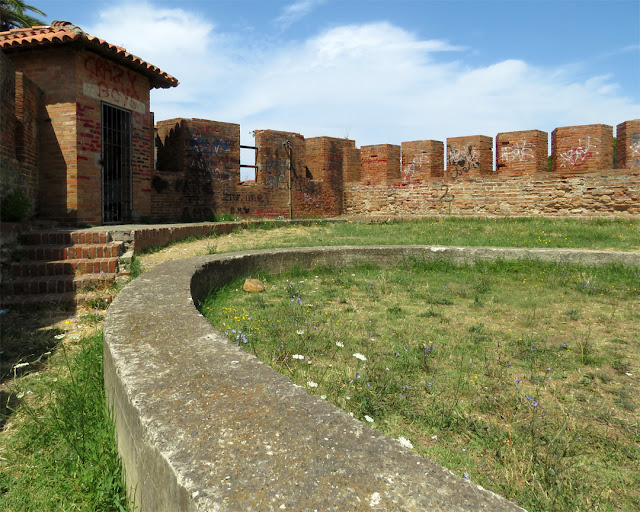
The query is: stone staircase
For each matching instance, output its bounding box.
[1,229,128,307]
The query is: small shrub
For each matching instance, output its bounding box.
[0,188,31,222]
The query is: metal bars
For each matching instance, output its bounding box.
[101,103,132,224]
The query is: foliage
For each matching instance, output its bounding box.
[0,0,45,31]
[0,188,31,222]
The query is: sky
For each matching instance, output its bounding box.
[33,0,639,175]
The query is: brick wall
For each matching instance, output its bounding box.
[6,46,153,224]
[360,144,401,185]
[551,124,613,172]
[446,135,493,179]
[401,140,444,180]
[152,118,241,221]
[496,130,548,175]
[0,51,41,219]
[345,121,638,218]
[616,120,640,170]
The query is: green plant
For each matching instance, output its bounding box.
[0,332,128,511]
[1,188,31,222]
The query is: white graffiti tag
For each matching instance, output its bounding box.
[500,141,535,162]
[403,151,430,176]
[630,140,640,156]
[559,136,600,168]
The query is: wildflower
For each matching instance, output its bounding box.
[532,400,539,407]
[335,341,344,348]
[54,334,65,340]
[296,330,305,335]
[463,473,470,480]
[353,353,367,361]
[292,354,305,360]
[356,373,361,379]
[364,415,374,423]
[397,436,413,449]
[307,381,318,388]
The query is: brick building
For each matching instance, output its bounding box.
[0,21,177,225]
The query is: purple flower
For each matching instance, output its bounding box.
[532,400,539,407]
[463,472,470,479]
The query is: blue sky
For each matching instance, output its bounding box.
[34,0,639,165]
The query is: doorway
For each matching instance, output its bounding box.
[101,103,132,224]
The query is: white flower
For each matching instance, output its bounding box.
[353,353,367,361]
[292,354,305,360]
[54,334,65,340]
[397,436,414,449]
[335,341,344,348]
[296,330,305,335]
[307,381,318,388]
[364,415,374,423]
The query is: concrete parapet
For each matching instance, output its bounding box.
[104,245,639,511]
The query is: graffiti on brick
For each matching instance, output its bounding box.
[500,141,535,162]
[630,140,640,156]
[448,145,479,179]
[222,192,264,203]
[438,184,455,203]
[188,136,229,159]
[263,159,288,189]
[229,206,251,214]
[209,168,233,180]
[83,56,144,113]
[559,137,600,168]
[403,151,429,176]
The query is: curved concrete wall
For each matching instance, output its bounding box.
[104,246,639,511]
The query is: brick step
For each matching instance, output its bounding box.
[1,291,116,308]
[20,230,112,246]
[1,273,116,296]
[11,257,119,277]
[23,241,124,260]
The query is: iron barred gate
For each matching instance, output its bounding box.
[101,103,132,224]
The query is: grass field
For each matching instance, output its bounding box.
[1,216,638,511]
[204,258,640,511]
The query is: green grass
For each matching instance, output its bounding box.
[0,324,128,511]
[193,217,640,255]
[203,258,640,512]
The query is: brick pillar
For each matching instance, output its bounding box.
[360,144,401,185]
[343,145,361,182]
[551,124,613,172]
[616,119,640,170]
[401,140,444,179]
[0,51,16,160]
[446,135,493,179]
[306,136,354,216]
[496,130,548,174]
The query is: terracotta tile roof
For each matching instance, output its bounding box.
[0,21,178,89]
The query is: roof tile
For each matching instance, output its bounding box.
[0,21,178,89]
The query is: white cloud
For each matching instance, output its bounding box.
[275,0,326,30]
[85,2,639,147]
